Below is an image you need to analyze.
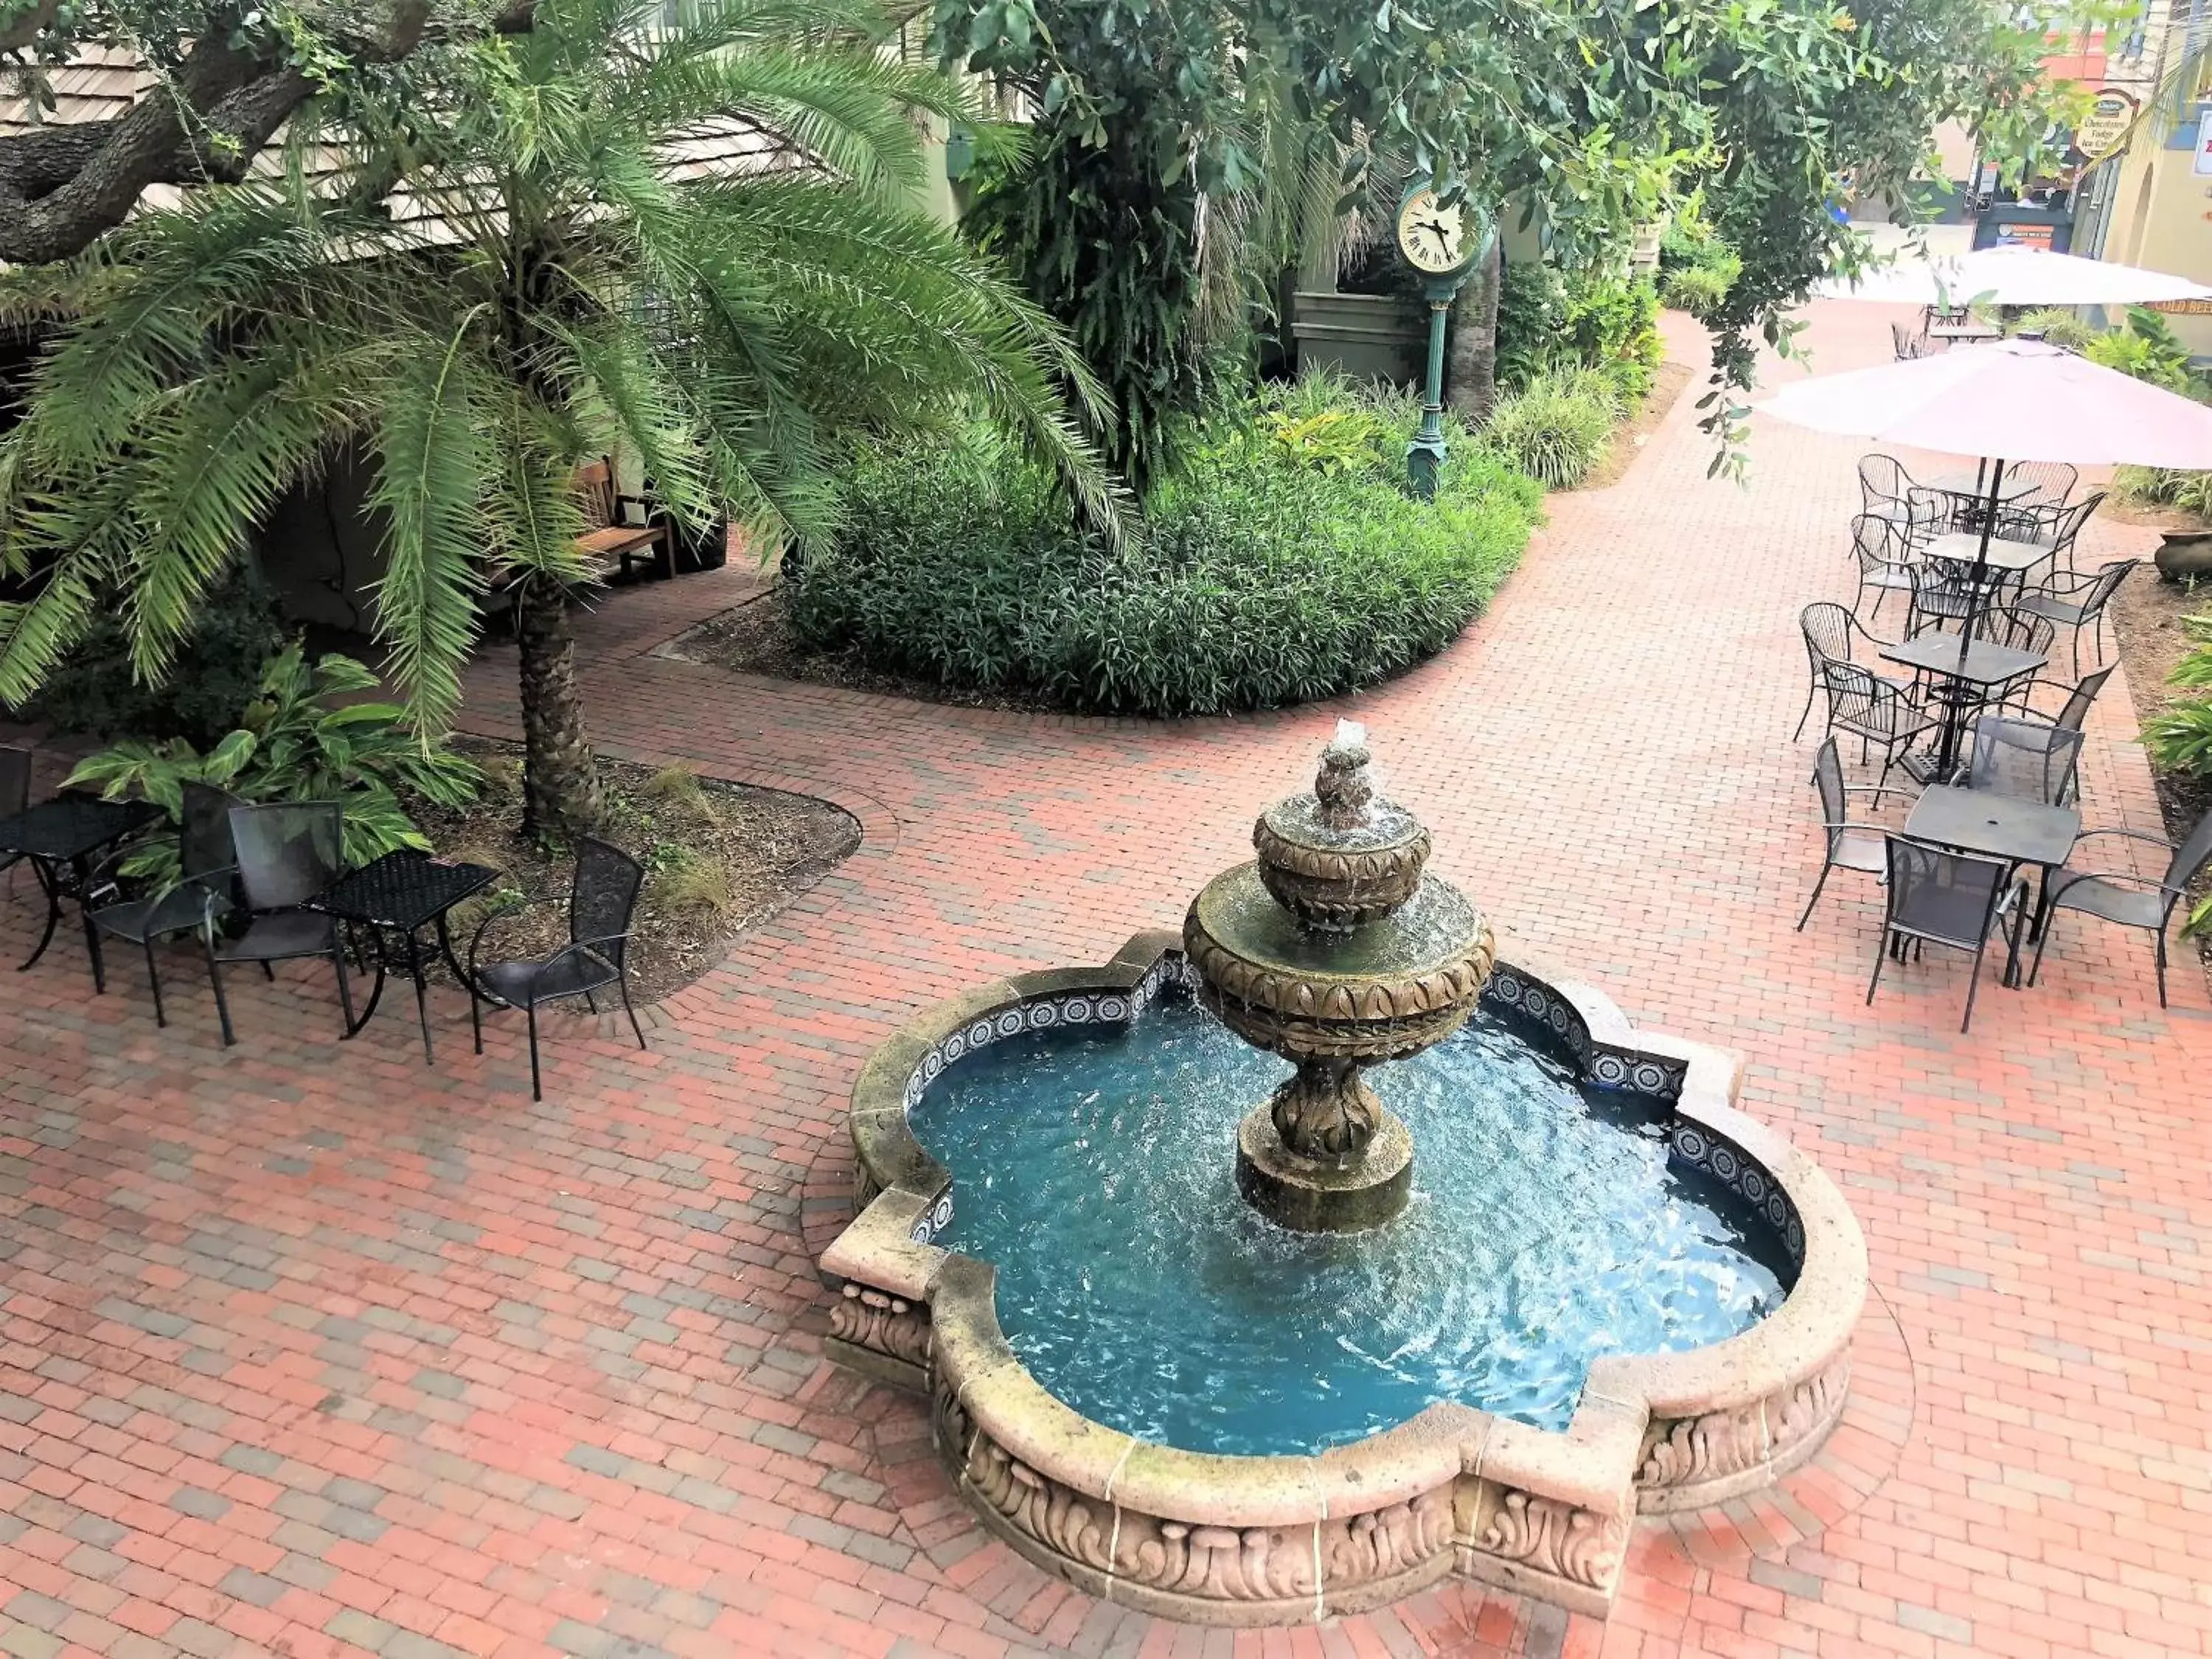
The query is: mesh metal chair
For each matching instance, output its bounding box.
[1823,658,1936,785]
[2014,662,2112,738]
[210,802,355,1046]
[1966,714,2085,807]
[1851,514,1916,622]
[1798,736,1905,930]
[2030,808,2212,1006]
[1968,605,2054,657]
[1868,836,2028,1032]
[1994,485,2101,563]
[1889,320,1927,361]
[467,837,647,1099]
[0,745,29,882]
[1906,561,1981,636]
[86,784,241,1029]
[2014,557,2136,678]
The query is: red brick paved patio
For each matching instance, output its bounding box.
[4,302,2209,1659]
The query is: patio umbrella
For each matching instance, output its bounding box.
[1815,243,2212,307]
[1758,338,2212,769]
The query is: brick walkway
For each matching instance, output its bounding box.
[4,302,2209,1659]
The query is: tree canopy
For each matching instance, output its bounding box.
[934,0,2097,469]
[0,0,1116,833]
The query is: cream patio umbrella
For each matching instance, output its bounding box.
[1815,243,2212,307]
[1759,338,2212,774]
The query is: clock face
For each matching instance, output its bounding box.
[1397,190,1468,274]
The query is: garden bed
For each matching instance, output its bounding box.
[1575,356,1696,491]
[2101,519,2212,988]
[405,736,860,1003]
[670,585,1060,714]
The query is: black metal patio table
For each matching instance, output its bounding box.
[312,849,496,1064]
[0,796,165,981]
[1905,785,2081,962]
[1877,632,2048,784]
[1921,532,2050,576]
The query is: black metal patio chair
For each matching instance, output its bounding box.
[1823,658,1936,785]
[1851,514,1916,622]
[86,784,241,1029]
[1981,665,2112,801]
[467,837,647,1099]
[1797,602,1913,742]
[209,802,355,1046]
[1798,736,1905,930]
[1966,605,2058,712]
[2029,808,2212,1008]
[1905,561,1982,636]
[0,745,29,883]
[1966,714,2085,807]
[1867,836,2028,1032]
[1856,456,1955,549]
[1994,485,2101,564]
[2013,557,2136,678]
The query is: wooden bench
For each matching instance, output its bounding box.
[479,457,674,635]
[573,457,670,583]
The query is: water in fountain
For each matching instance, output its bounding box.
[912,988,1790,1455]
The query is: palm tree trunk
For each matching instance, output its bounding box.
[1446,235,1503,426]
[513,574,604,839]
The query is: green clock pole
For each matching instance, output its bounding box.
[1406,272,1464,501]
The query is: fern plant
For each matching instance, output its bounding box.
[0,0,1120,840]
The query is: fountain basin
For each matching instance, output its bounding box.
[823,932,1867,1623]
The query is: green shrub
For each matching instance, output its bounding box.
[2013,307,2096,352]
[1479,369,1619,488]
[785,386,1543,717]
[2086,306,2202,394]
[1660,261,1733,321]
[1560,269,1663,404]
[1497,258,1568,391]
[2116,465,2212,518]
[27,564,284,747]
[66,645,481,881]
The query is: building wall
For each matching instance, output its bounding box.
[2096,88,2212,353]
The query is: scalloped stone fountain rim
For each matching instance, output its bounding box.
[819,929,1868,1624]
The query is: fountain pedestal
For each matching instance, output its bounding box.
[1235,1103,1414,1232]
[1183,726,1496,1232]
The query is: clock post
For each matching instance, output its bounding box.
[1406,274,1461,500]
[1394,187,1495,501]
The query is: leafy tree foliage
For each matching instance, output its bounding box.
[0,0,1116,836]
[936,0,2093,474]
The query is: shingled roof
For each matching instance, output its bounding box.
[0,46,803,238]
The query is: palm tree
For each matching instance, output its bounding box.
[0,0,1118,836]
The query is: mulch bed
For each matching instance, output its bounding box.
[1575,355,1697,492]
[667,588,1057,714]
[405,736,860,1004]
[2102,501,2212,984]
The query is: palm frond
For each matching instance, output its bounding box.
[365,311,497,730]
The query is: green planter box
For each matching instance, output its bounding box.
[1289,291,1425,386]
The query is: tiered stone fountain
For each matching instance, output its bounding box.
[1184,721,1495,1231]
[821,729,1868,1625]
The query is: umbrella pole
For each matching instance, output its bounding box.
[1943,458,2007,778]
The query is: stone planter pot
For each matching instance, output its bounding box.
[2155,530,2212,581]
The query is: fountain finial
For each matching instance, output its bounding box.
[1314,721,1374,832]
[1251,726,1430,933]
